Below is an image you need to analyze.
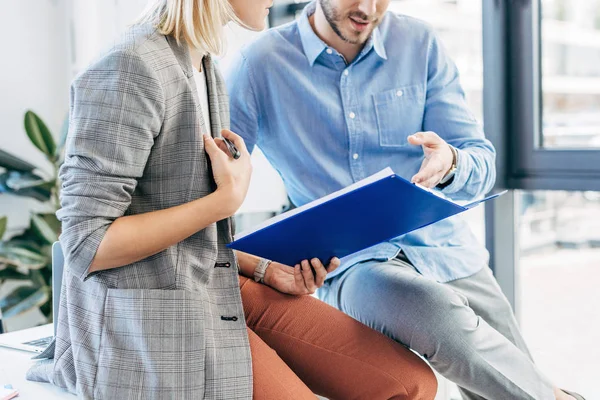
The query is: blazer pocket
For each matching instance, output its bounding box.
[95,289,206,400]
[374,84,425,147]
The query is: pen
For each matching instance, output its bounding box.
[223,138,241,160]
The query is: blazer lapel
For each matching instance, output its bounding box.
[203,54,228,138]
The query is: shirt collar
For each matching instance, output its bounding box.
[298,1,388,67]
[371,27,387,61]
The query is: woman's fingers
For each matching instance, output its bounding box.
[221,129,249,154]
[293,264,305,291]
[326,257,341,273]
[214,137,232,157]
[310,258,327,288]
[203,134,225,160]
[300,259,316,294]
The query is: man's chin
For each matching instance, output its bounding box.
[342,31,371,45]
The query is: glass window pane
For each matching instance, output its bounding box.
[541,0,600,149]
[518,190,600,397]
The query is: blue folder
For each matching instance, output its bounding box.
[228,168,505,266]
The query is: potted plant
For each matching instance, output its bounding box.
[0,111,67,327]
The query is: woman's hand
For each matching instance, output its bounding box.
[204,129,252,215]
[264,257,341,295]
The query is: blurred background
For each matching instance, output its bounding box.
[0,1,598,399]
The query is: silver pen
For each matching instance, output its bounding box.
[223,138,241,159]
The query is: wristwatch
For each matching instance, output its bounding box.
[436,145,458,189]
[254,258,272,283]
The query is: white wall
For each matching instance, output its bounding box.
[0,1,286,234]
[221,23,288,215]
[68,0,151,77]
[0,0,70,235]
[0,0,71,329]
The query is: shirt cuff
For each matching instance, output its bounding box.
[437,147,472,195]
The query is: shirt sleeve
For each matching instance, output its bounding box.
[57,49,164,281]
[423,33,496,201]
[222,51,260,154]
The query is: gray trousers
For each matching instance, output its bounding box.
[318,256,555,400]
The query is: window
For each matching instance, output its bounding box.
[518,190,600,398]
[488,1,600,396]
[541,0,600,149]
[506,0,600,191]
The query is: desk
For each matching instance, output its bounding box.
[0,326,74,399]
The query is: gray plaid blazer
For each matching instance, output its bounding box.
[26,24,253,399]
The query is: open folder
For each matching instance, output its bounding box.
[228,167,505,266]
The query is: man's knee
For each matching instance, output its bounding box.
[405,284,478,357]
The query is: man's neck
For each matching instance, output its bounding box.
[310,2,363,64]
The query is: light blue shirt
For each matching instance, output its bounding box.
[224,2,496,282]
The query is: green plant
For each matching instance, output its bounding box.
[0,111,67,324]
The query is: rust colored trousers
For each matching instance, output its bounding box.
[239,276,437,400]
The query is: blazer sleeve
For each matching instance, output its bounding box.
[57,49,165,281]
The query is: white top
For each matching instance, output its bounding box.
[193,62,212,136]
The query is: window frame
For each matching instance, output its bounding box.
[506,0,600,192]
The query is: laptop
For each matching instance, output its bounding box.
[0,242,64,353]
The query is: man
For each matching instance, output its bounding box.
[224,0,583,399]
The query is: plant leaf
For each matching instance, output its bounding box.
[29,268,48,287]
[24,111,56,159]
[0,216,6,240]
[0,286,37,310]
[40,213,61,234]
[0,148,37,173]
[0,243,48,270]
[5,171,47,191]
[0,286,50,318]
[4,235,44,251]
[0,266,30,280]
[0,172,52,202]
[31,214,59,244]
[39,296,53,321]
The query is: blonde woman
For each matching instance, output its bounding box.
[26,1,437,398]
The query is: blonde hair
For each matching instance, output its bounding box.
[137,0,239,55]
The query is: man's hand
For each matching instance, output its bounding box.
[408,131,455,188]
[264,257,341,296]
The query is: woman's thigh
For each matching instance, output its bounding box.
[240,276,437,400]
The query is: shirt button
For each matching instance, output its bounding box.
[344,70,349,76]
[349,112,356,119]
[353,153,359,160]
[396,90,404,97]
[326,48,333,54]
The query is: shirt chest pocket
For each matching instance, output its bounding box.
[373,84,426,147]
